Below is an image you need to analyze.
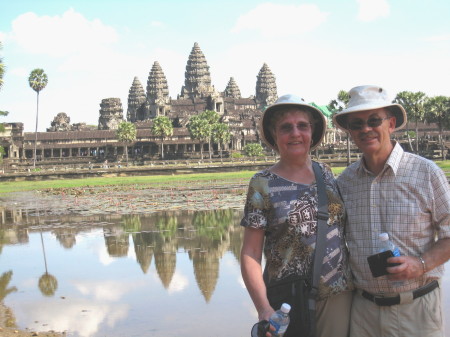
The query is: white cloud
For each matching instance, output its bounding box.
[356,0,390,22]
[167,271,189,294]
[18,298,128,337]
[425,33,450,42]
[150,21,165,28]
[231,3,328,37]
[8,8,118,57]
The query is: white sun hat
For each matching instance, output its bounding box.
[333,85,407,132]
[260,94,327,151]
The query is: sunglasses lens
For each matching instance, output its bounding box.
[347,118,385,130]
[348,121,363,130]
[367,118,382,127]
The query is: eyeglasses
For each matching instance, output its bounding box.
[347,117,391,131]
[277,122,312,134]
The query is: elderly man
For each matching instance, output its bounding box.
[333,85,450,337]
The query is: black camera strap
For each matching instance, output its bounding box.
[309,161,329,337]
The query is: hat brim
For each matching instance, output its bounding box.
[333,103,407,132]
[260,103,327,152]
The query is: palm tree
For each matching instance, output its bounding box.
[38,230,58,297]
[328,90,351,165]
[0,271,18,301]
[0,41,4,91]
[187,114,211,160]
[212,122,231,161]
[0,41,8,152]
[151,116,173,159]
[117,121,137,166]
[28,68,48,168]
[199,110,220,159]
[394,91,427,153]
[425,96,450,160]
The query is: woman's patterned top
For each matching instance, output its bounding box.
[241,162,353,300]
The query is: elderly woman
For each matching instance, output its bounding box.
[241,94,353,337]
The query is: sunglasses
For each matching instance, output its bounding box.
[347,116,391,131]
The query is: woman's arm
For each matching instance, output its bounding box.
[241,227,274,321]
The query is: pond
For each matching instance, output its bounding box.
[0,206,257,337]
[1,187,449,337]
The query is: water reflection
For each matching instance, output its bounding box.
[1,206,449,337]
[0,206,256,337]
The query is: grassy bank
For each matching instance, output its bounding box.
[0,171,258,194]
[1,160,448,194]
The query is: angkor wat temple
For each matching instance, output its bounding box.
[1,42,335,166]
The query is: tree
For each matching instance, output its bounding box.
[29,68,48,168]
[327,90,349,115]
[187,114,211,160]
[243,143,264,162]
[0,41,4,91]
[0,41,8,161]
[212,122,231,161]
[394,91,427,153]
[117,121,137,166]
[151,116,173,159]
[328,90,351,165]
[199,110,220,159]
[425,96,450,160]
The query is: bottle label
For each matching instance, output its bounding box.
[269,319,281,333]
[392,247,401,257]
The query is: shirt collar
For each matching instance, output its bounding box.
[355,141,403,177]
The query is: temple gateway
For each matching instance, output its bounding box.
[1,42,336,166]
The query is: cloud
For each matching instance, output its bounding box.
[425,33,450,42]
[356,0,390,22]
[8,8,118,57]
[231,3,328,37]
[150,21,165,28]
[167,271,189,294]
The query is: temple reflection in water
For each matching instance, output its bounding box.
[0,206,244,302]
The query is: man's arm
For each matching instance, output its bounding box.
[388,238,450,280]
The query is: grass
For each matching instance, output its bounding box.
[0,171,258,194]
[1,160,448,194]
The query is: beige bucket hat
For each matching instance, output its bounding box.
[260,94,327,151]
[333,85,407,132]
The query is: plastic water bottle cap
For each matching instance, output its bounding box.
[280,303,291,313]
[379,233,389,241]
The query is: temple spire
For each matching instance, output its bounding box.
[127,77,146,122]
[181,42,214,99]
[255,63,277,107]
[147,61,169,104]
[224,77,241,99]
[147,61,171,117]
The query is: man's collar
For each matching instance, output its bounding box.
[355,141,403,176]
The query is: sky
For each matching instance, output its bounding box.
[1,0,449,132]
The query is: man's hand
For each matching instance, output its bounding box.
[386,255,424,280]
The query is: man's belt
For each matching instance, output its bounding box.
[361,280,439,306]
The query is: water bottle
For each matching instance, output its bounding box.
[378,232,403,286]
[269,303,291,337]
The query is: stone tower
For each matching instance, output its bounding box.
[180,42,215,99]
[47,112,71,132]
[255,63,277,107]
[224,77,241,99]
[98,98,124,130]
[127,77,147,122]
[146,61,171,117]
